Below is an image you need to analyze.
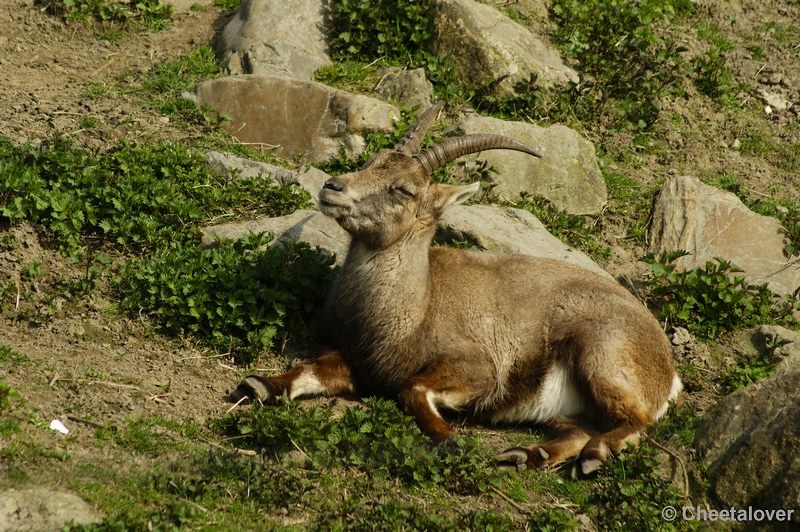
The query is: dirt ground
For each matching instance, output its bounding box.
[1,0,800,527]
[0,0,251,483]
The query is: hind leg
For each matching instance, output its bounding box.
[574,398,652,476]
[498,420,599,472]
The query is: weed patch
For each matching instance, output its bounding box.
[122,45,223,127]
[226,397,498,495]
[115,233,337,364]
[45,0,172,38]
[590,444,698,531]
[325,0,467,103]
[0,136,309,254]
[642,250,800,339]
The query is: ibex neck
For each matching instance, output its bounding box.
[338,228,433,337]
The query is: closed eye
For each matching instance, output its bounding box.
[392,186,414,198]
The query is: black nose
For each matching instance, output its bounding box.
[323,178,344,192]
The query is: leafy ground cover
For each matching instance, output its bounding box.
[2,0,800,530]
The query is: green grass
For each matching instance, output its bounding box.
[122,45,223,126]
[45,0,173,40]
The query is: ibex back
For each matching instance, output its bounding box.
[230,102,681,475]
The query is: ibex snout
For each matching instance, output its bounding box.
[322,178,345,192]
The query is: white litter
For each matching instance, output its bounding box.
[49,419,69,434]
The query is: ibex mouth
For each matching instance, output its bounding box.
[318,198,350,217]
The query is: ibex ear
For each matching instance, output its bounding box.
[430,182,481,214]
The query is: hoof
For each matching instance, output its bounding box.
[497,448,529,472]
[226,376,273,404]
[579,457,604,476]
[568,456,605,479]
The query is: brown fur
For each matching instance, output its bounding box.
[231,128,681,475]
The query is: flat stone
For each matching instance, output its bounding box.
[0,487,101,531]
[195,76,400,163]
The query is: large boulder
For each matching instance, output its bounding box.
[216,0,330,80]
[438,205,613,279]
[694,368,800,529]
[427,0,578,96]
[649,175,800,296]
[194,76,400,163]
[444,116,607,215]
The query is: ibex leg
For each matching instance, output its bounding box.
[228,350,355,404]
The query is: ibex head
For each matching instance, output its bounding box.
[318,102,542,248]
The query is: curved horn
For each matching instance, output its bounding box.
[414,134,543,175]
[393,100,444,156]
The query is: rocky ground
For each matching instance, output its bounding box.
[2,0,800,530]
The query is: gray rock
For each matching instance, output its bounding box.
[205,151,295,184]
[201,210,350,265]
[373,67,434,112]
[194,76,400,163]
[753,325,800,373]
[437,205,613,279]
[216,0,330,81]
[444,116,607,215]
[756,88,791,111]
[203,151,331,201]
[649,175,800,296]
[428,0,578,96]
[0,487,101,531]
[694,368,800,529]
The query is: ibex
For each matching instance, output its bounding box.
[230,102,681,475]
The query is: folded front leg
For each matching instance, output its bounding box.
[228,350,355,404]
[398,361,492,442]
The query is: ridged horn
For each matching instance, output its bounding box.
[414,134,543,175]
[393,100,444,156]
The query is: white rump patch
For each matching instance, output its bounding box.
[288,371,327,400]
[491,364,586,424]
[654,373,683,420]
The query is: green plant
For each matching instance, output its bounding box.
[329,0,432,63]
[115,232,337,364]
[59,250,111,299]
[47,0,172,36]
[211,0,240,9]
[641,250,798,339]
[526,507,581,532]
[0,380,20,414]
[590,444,698,531]
[0,136,308,254]
[546,0,695,133]
[326,0,467,103]
[226,397,498,495]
